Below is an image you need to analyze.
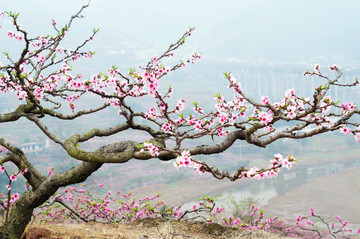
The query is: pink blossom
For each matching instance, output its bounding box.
[341,220,349,228]
[10,174,17,181]
[48,166,54,176]
[141,142,160,157]
[69,102,75,111]
[15,33,23,41]
[56,47,64,54]
[355,133,360,143]
[11,193,20,202]
[258,111,273,125]
[340,102,355,115]
[219,114,228,124]
[193,120,202,130]
[310,207,316,216]
[340,127,352,135]
[328,64,339,71]
[16,90,28,100]
[174,151,204,174]
[261,96,270,105]
[34,87,44,99]
[216,127,229,137]
[66,96,73,102]
[187,116,196,125]
[145,107,157,119]
[296,214,303,223]
[6,31,14,38]
[285,88,295,98]
[314,64,320,72]
[174,98,185,113]
[109,99,119,107]
[174,117,184,125]
[264,126,272,132]
[162,122,172,133]
[25,181,30,190]
[193,106,203,114]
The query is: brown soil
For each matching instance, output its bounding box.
[26,219,289,239]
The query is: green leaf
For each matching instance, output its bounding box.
[213,93,221,98]
[129,67,135,74]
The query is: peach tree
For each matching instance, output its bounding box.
[0,3,359,238]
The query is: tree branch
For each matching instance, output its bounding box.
[26,115,65,145]
[0,138,46,188]
[0,103,36,123]
[41,103,110,120]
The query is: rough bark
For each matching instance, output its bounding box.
[3,162,102,239]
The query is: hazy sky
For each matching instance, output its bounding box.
[2,0,360,65]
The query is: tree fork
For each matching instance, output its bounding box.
[3,161,102,238]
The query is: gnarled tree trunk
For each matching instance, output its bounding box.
[2,162,102,239]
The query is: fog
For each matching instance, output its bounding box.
[2,0,360,65]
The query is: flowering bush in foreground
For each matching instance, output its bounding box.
[1,2,360,238]
[23,183,359,239]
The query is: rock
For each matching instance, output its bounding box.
[20,227,57,239]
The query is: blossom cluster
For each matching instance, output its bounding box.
[6,31,23,41]
[0,192,19,210]
[340,101,355,115]
[48,166,55,176]
[0,162,28,213]
[2,14,360,157]
[23,182,360,238]
[173,150,205,174]
[171,148,296,180]
[140,142,160,157]
[42,184,165,223]
[238,154,295,180]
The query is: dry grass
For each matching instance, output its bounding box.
[27,218,289,239]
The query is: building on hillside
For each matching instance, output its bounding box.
[19,139,50,154]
